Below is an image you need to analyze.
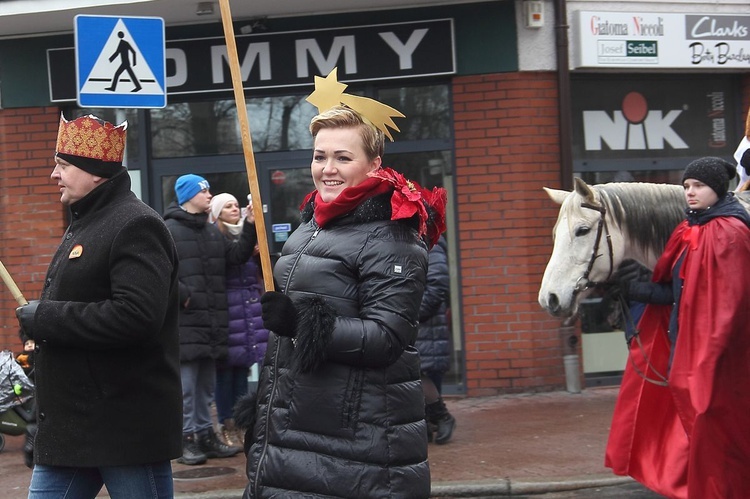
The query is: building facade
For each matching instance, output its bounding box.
[0,0,748,396]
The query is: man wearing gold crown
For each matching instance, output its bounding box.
[233,69,446,498]
[15,114,183,498]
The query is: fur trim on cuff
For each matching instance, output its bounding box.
[293,295,336,374]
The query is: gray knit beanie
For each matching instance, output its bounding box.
[681,157,736,198]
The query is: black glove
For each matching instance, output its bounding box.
[15,300,40,341]
[606,260,652,303]
[612,259,652,283]
[260,291,298,337]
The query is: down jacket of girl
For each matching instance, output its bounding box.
[240,191,431,499]
[224,254,269,368]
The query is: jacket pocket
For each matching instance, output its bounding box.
[287,365,363,438]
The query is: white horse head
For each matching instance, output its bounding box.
[538,178,685,318]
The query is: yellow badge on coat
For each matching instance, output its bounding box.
[69,244,83,259]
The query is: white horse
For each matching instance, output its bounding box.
[538,178,685,318]
[538,178,750,318]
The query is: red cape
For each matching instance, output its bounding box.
[605,217,750,499]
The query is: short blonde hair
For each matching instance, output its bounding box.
[309,106,384,160]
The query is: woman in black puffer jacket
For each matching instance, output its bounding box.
[235,99,446,498]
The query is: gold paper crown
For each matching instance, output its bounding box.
[56,114,127,163]
[306,68,405,141]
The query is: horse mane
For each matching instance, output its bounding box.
[593,182,685,257]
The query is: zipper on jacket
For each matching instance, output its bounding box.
[254,224,320,497]
[284,226,320,293]
[285,226,318,349]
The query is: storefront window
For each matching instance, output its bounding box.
[386,150,452,188]
[150,96,317,158]
[378,85,451,141]
[150,84,450,158]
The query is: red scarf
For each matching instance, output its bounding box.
[299,167,447,248]
[301,175,393,229]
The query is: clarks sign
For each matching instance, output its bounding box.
[574,11,750,69]
[48,19,455,102]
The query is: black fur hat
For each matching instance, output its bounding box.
[681,156,736,198]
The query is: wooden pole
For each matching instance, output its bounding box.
[0,260,28,306]
[218,0,275,292]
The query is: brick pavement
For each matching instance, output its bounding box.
[0,386,626,498]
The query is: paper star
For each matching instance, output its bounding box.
[305,67,406,141]
[306,68,348,112]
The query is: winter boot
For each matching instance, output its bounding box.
[198,427,242,458]
[425,420,434,443]
[177,433,207,465]
[426,397,456,445]
[219,419,243,447]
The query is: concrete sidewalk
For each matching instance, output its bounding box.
[0,386,634,498]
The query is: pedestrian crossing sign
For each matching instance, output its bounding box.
[75,15,166,108]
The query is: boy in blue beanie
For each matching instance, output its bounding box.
[175,174,211,205]
[164,174,257,465]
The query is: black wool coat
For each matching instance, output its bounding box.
[244,192,431,499]
[163,202,256,362]
[32,170,183,467]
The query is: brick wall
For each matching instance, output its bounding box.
[0,107,62,350]
[452,72,568,396]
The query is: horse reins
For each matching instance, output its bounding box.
[616,294,669,387]
[577,199,668,387]
[573,201,614,297]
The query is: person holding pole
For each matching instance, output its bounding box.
[233,69,446,498]
[14,114,183,498]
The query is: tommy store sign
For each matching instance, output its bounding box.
[574,11,750,69]
[48,19,455,102]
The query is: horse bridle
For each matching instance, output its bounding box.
[572,201,614,296]
[576,199,668,387]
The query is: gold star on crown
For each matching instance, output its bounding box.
[306,68,405,141]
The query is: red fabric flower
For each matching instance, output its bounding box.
[420,185,448,248]
[369,167,428,234]
[368,167,447,248]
